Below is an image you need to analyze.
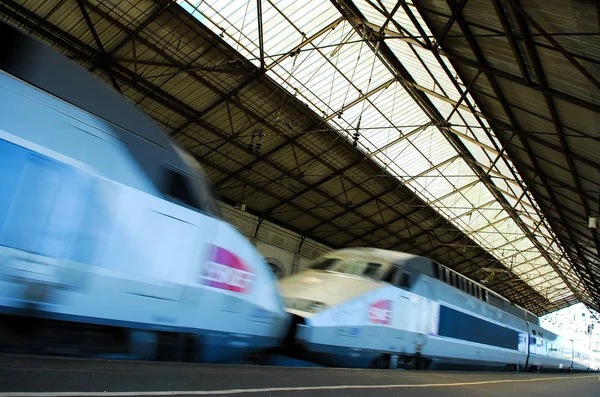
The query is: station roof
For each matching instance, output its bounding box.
[0,0,598,316]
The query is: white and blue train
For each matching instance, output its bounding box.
[280,248,599,372]
[0,20,596,372]
[0,21,289,362]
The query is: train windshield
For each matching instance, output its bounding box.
[310,257,389,280]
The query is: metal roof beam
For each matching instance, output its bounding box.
[422,3,580,290]
[347,18,424,46]
[258,123,434,221]
[506,0,600,92]
[433,0,469,52]
[388,4,600,116]
[445,51,600,115]
[427,179,480,205]
[325,78,396,121]
[413,81,487,120]
[103,0,172,60]
[342,205,436,246]
[5,2,371,248]
[266,16,343,71]
[418,0,596,309]
[409,3,600,66]
[423,0,591,308]
[257,0,264,70]
[93,57,256,74]
[331,2,540,301]
[75,0,121,93]
[409,5,565,245]
[508,1,600,301]
[491,0,531,83]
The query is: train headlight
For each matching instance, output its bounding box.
[306,301,327,313]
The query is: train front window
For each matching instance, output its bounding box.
[310,257,339,270]
[309,257,388,280]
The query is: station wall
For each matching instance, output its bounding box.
[217,202,331,278]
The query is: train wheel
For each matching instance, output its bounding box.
[504,364,519,372]
[369,354,390,369]
[417,357,430,370]
[129,330,158,360]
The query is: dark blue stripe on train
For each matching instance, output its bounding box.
[438,305,520,350]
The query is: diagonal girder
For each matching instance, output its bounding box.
[77,0,448,250]
[411,0,599,311]
[505,0,600,92]
[333,0,595,310]
[0,0,378,247]
[75,0,121,92]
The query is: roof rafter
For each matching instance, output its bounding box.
[413,0,597,310]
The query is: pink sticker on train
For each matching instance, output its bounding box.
[199,245,254,294]
[369,299,392,325]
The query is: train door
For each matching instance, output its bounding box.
[394,270,437,357]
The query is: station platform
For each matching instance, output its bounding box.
[0,354,598,396]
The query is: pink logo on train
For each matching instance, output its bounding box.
[369,299,392,325]
[199,244,254,294]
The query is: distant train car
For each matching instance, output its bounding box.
[571,342,592,372]
[280,247,596,372]
[0,21,289,362]
[590,352,600,372]
[526,323,573,371]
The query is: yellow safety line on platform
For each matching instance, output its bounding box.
[0,375,597,396]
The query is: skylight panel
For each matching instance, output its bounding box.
[387,40,436,89]
[181,0,581,304]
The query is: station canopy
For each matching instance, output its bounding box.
[0,0,598,315]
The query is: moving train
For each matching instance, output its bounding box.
[279,248,599,372]
[0,21,289,362]
[1,20,596,372]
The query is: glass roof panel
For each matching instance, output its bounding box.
[386,40,436,91]
[178,0,584,304]
[382,1,424,37]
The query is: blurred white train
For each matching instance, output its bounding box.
[0,21,289,362]
[1,20,596,373]
[280,248,599,372]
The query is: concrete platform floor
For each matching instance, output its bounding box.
[0,354,598,396]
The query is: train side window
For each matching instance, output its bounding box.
[310,257,338,270]
[400,272,411,289]
[363,262,380,278]
[382,267,397,284]
[443,268,450,284]
[532,329,536,335]
[163,167,197,209]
